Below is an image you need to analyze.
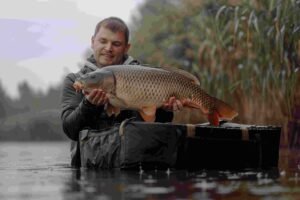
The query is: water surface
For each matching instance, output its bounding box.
[0,142,300,200]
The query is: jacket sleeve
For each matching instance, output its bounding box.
[60,73,104,141]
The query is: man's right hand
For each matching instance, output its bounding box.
[84,89,108,106]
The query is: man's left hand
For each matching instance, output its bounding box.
[162,96,183,112]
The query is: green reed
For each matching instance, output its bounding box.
[131,0,300,126]
[193,0,299,124]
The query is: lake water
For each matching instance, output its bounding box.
[0,142,300,200]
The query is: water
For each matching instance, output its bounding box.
[0,142,300,200]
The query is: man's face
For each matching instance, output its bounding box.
[91,26,130,67]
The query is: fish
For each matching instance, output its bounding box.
[73,64,238,126]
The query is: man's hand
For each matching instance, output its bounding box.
[85,89,108,106]
[162,96,184,112]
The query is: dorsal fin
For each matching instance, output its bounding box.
[162,66,200,85]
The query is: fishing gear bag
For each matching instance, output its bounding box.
[79,120,281,170]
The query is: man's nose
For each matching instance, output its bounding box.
[105,43,113,51]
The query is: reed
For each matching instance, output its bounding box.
[131,0,300,130]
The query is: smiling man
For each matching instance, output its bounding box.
[60,17,182,167]
[92,18,131,66]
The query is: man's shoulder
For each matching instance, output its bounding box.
[65,65,92,80]
[123,55,140,65]
[64,71,79,81]
[63,68,84,84]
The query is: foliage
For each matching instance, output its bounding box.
[0,81,64,141]
[0,82,9,119]
[0,109,67,141]
[130,0,300,126]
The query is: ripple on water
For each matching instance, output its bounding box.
[0,143,300,199]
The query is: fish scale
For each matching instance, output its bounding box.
[109,65,225,116]
[73,65,238,125]
[114,67,174,106]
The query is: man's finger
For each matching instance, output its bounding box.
[173,102,178,111]
[97,94,107,105]
[85,89,106,105]
[169,96,176,104]
[86,90,98,103]
[91,90,101,103]
[176,100,183,110]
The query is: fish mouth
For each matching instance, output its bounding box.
[73,81,98,95]
[73,81,84,93]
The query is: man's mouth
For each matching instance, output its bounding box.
[101,53,114,59]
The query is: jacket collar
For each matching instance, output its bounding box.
[84,54,136,71]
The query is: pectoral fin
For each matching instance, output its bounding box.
[139,106,157,122]
[106,104,121,117]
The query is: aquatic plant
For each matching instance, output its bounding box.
[130,0,300,133]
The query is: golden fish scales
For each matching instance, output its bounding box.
[73,65,238,125]
[113,66,212,113]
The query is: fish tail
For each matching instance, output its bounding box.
[213,98,238,123]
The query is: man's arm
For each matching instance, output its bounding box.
[60,73,105,141]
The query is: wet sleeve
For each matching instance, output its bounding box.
[60,74,104,141]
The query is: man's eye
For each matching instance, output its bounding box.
[113,42,122,47]
[91,74,96,79]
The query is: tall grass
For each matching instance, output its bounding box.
[131,0,300,130]
[195,0,300,125]
[130,0,300,146]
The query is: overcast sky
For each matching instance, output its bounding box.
[0,0,144,98]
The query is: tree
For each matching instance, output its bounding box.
[0,82,8,119]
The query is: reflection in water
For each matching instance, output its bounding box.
[0,142,300,200]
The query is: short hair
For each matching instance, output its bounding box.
[94,17,129,44]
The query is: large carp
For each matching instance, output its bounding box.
[73,64,238,126]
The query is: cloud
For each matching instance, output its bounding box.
[0,60,46,98]
[0,0,143,22]
[17,54,84,88]
[1,0,87,20]
[0,19,49,61]
[0,0,144,98]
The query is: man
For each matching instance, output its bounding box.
[61,17,182,167]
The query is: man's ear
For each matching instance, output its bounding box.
[91,36,95,49]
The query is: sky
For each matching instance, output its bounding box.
[0,0,144,98]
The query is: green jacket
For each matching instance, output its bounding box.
[60,55,174,167]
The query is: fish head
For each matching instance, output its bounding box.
[73,69,114,94]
